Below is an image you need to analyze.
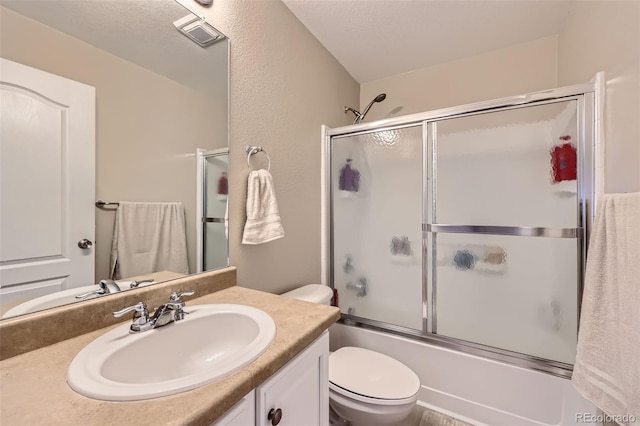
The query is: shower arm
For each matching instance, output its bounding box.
[344,106,363,125]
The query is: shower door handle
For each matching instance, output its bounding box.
[202,218,225,223]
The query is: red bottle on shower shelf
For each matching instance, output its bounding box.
[218,172,228,195]
[551,135,577,183]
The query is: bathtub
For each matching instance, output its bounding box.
[329,323,599,426]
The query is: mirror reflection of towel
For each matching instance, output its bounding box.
[110,202,189,279]
[242,170,284,245]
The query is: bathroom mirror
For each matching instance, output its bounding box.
[0,0,229,318]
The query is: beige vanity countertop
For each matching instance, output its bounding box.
[0,286,341,426]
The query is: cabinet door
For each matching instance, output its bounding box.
[211,390,255,426]
[256,332,329,426]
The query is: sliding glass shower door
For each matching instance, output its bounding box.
[202,151,229,271]
[328,87,593,374]
[428,100,581,364]
[331,125,424,330]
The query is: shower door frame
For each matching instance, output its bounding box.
[196,147,229,273]
[323,83,596,378]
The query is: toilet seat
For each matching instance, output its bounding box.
[329,382,418,406]
[329,347,420,405]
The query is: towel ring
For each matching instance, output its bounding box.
[245,145,271,172]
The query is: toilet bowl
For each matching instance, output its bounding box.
[329,346,420,426]
[281,285,420,426]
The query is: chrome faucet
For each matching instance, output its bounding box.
[346,277,368,297]
[113,291,195,333]
[75,279,122,300]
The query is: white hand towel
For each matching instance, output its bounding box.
[242,169,284,245]
[572,193,640,424]
[110,202,189,279]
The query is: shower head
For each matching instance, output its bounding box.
[344,93,387,125]
[359,93,387,124]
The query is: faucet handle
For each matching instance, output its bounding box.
[169,291,194,301]
[114,302,152,333]
[113,302,148,318]
[129,279,154,289]
[75,289,106,300]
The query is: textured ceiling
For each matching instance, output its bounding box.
[1,0,228,97]
[283,0,574,83]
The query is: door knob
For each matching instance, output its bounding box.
[78,239,93,249]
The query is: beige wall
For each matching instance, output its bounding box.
[360,1,640,194]
[177,0,360,293]
[0,7,227,280]
[558,0,640,193]
[360,36,559,121]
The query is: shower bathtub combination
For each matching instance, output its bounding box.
[322,83,601,425]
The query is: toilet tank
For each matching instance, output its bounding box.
[281,284,333,305]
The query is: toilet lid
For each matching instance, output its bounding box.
[329,347,420,400]
[282,284,333,304]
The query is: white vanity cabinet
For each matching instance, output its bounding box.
[256,332,329,426]
[212,332,329,426]
[213,391,256,426]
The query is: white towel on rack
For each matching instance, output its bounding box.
[572,193,640,424]
[110,202,189,279]
[242,169,284,245]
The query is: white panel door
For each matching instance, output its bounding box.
[0,58,95,300]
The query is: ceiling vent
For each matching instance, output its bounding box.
[173,15,224,48]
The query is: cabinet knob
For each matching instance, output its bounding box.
[267,408,282,426]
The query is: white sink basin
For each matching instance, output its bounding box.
[67,304,276,401]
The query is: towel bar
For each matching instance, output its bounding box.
[245,146,271,172]
[95,200,119,208]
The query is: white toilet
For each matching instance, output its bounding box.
[282,284,420,426]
